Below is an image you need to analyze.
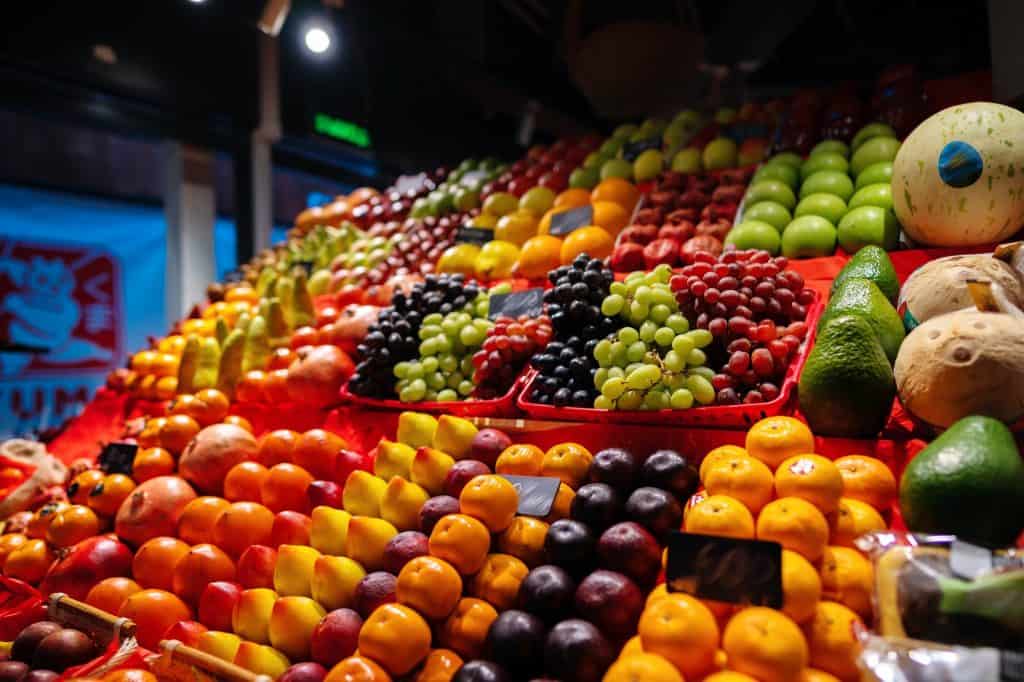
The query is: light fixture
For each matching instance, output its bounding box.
[304,25,331,54]
[187,0,207,4]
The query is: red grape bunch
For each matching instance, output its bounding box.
[473,315,552,399]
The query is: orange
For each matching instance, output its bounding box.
[415,649,463,682]
[819,546,873,619]
[102,669,158,682]
[2,512,31,536]
[541,442,593,489]
[0,534,27,565]
[591,177,640,211]
[88,473,137,517]
[359,603,432,676]
[494,211,539,246]
[833,455,897,511]
[700,444,750,483]
[704,673,759,682]
[293,429,347,481]
[224,461,269,502]
[604,653,684,682]
[264,368,291,402]
[774,454,843,514]
[756,497,829,562]
[645,583,669,609]
[722,607,808,682]
[684,495,755,539]
[26,502,68,539]
[396,555,462,620]
[46,505,101,548]
[638,592,719,679]
[178,496,231,544]
[559,226,614,264]
[470,553,528,611]
[223,415,254,433]
[428,514,491,575]
[132,447,175,483]
[781,549,822,625]
[131,350,158,374]
[537,206,569,235]
[69,469,106,504]
[3,538,54,583]
[325,656,393,682]
[158,334,187,355]
[830,498,886,549]
[159,414,201,455]
[703,456,774,514]
[497,516,549,567]
[137,374,159,400]
[151,353,179,378]
[543,483,575,523]
[154,376,178,401]
[554,187,592,210]
[459,475,518,532]
[225,285,258,305]
[620,634,645,657]
[119,588,192,649]
[801,669,842,682]
[257,430,300,466]
[261,463,314,513]
[745,417,816,470]
[269,347,299,371]
[236,370,269,403]
[137,417,166,449]
[805,601,863,682]
[86,576,142,614]
[513,235,563,280]
[439,597,498,660]
[213,501,275,557]
[169,394,203,421]
[172,543,236,605]
[133,536,190,590]
[192,389,231,426]
[591,201,631,237]
[495,444,544,477]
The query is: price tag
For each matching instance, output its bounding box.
[500,475,561,517]
[455,226,493,245]
[488,288,544,320]
[950,539,994,580]
[98,442,138,476]
[394,172,430,195]
[665,531,783,608]
[548,205,593,237]
[621,136,661,161]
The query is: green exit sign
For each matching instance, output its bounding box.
[314,113,371,148]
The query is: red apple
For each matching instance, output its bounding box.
[310,608,363,667]
[39,535,133,601]
[335,450,371,486]
[307,480,343,509]
[198,581,242,631]
[236,545,277,589]
[270,511,312,546]
[163,620,207,647]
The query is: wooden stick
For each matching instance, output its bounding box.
[160,640,274,682]
[469,416,582,431]
[47,593,136,646]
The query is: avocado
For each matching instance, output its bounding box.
[831,245,899,303]
[799,314,896,437]
[819,278,905,363]
[899,415,1024,547]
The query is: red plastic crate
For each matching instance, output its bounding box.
[517,293,824,428]
[338,369,528,418]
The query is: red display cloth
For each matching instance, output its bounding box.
[48,389,133,466]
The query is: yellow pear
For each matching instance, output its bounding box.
[380,477,430,531]
[374,439,417,480]
[432,415,478,460]
[273,544,322,597]
[311,555,366,610]
[410,447,456,495]
[397,412,438,449]
[195,631,241,662]
[268,596,326,661]
[310,506,350,556]
[233,641,290,678]
[232,588,277,644]
[345,516,398,572]
[343,470,387,517]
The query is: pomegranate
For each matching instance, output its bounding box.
[178,424,257,495]
[114,475,197,547]
[286,345,354,408]
[322,305,381,356]
[680,236,724,263]
[39,535,132,600]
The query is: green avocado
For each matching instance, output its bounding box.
[819,278,904,362]
[831,245,899,304]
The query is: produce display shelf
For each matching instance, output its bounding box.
[336,370,527,418]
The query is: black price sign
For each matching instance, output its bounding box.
[665,531,783,608]
[500,475,561,517]
[98,442,138,476]
[488,289,544,320]
[548,205,593,237]
[621,136,661,162]
[455,226,493,245]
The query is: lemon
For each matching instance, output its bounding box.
[437,243,482,276]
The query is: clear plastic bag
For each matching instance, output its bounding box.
[859,633,1022,682]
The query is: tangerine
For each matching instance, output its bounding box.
[543,482,575,523]
[470,553,528,611]
[439,597,498,660]
[224,462,269,502]
[459,475,518,532]
[119,588,193,649]
[494,211,539,246]
[3,538,54,582]
[223,415,254,433]
[257,430,300,467]
[131,350,158,374]
[69,470,106,505]
[756,497,829,562]
[151,353,179,378]
[683,495,755,539]
[638,592,720,679]
[745,417,815,470]
[774,454,844,514]
[396,555,463,620]
[86,576,142,615]
[169,394,203,421]
[192,389,231,426]
[269,347,298,371]
[703,672,759,682]
[781,549,822,625]
[137,418,166,449]
[833,455,897,511]
[495,444,544,477]
[46,505,101,548]
[235,371,268,403]
[559,226,614,264]
[325,656,392,682]
[497,517,549,567]
[294,429,347,481]
[415,649,463,682]
[264,369,291,403]
[0,534,27,565]
[158,335,187,356]
[620,634,645,657]
[721,607,808,682]
[590,201,631,237]
[102,669,158,682]
[261,463,314,513]
[830,498,886,549]
[428,514,491,575]
[178,496,231,544]
[213,501,275,557]
[133,536,190,590]
[359,603,432,676]
[172,543,236,605]
[513,235,563,280]
[225,286,258,304]
[699,444,750,482]
[805,601,863,682]
[554,188,593,210]
[541,442,593,489]
[592,178,641,211]
[88,474,137,517]
[132,448,175,484]
[605,653,684,682]
[154,376,178,401]
[819,546,874,619]
[703,455,774,514]
[801,669,842,682]
[26,502,68,539]
[159,414,201,455]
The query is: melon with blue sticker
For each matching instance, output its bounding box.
[892,102,1024,246]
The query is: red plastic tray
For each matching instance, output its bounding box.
[516,293,824,428]
[338,369,527,418]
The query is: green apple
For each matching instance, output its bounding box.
[794,193,848,226]
[569,166,600,189]
[800,152,849,181]
[702,138,738,171]
[583,152,606,169]
[753,163,799,189]
[745,180,797,210]
[810,139,850,158]
[838,206,900,252]
[768,152,803,168]
[671,148,702,174]
[409,197,430,219]
[600,158,633,181]
[742,201,792,232]
[640,118,667,136]
[483,192,519,217]
[673,109,702,129]
[848,183,893,211]
[662,121,689,149]
[850,136,900,175]
[612,123,638,139]
[453,187,480,211]
[800,171,854,202]
[725,220,781,254]
[599,138,623,157]
[633,149,664,182]
[855,161,894,189]
[851,122,896,151]
[429,190,455,214]
[519,186,556,217]
[781,216,837,258]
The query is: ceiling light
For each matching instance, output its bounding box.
[304,26,331,54]
[188,0,207,4]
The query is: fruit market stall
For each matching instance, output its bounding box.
[1,86,1023,682]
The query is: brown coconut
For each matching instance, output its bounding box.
[178,423,257,494]
[894,309,1024,427]
[898,255,1024,327]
